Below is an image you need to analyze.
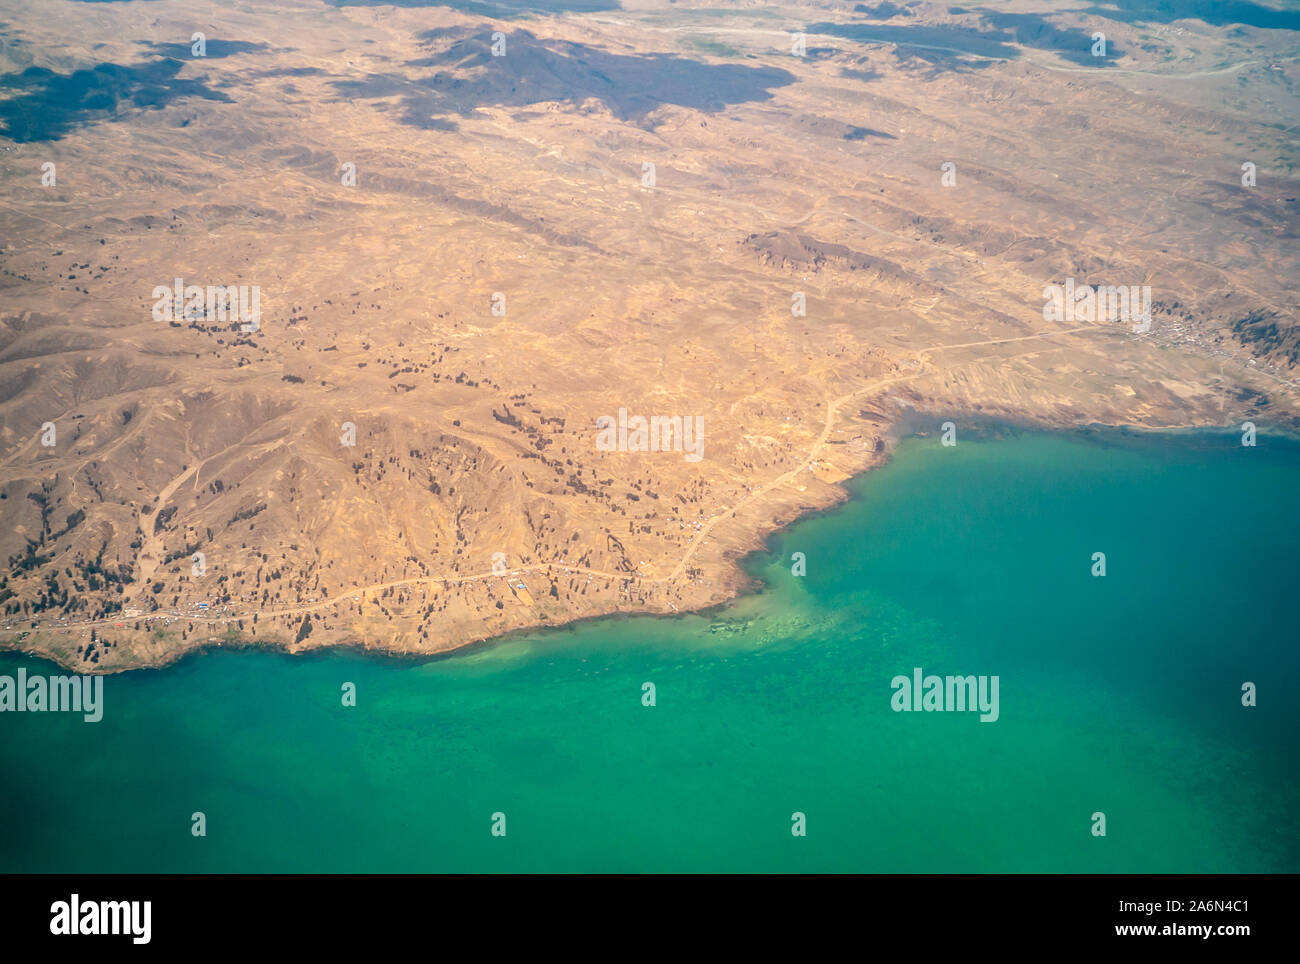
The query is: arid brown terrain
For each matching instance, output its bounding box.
[1,0,1297,672]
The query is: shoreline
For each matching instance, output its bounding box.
[5,413,1296,677]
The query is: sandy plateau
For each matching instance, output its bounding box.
[0,0,1297,671]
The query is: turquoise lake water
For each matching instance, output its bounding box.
[2,427,1297,872]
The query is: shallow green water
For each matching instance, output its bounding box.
[2,428,1297,872]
